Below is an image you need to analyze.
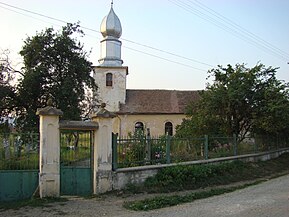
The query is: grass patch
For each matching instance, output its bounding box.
[0,197,68,211]
[123,153,289,210]
[125,152,289,194]
[124,181,264,211]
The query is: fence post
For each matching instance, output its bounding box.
[112,133,118,171]
[91,103,116,194]
[233,134,238,156]
[36,103,63,198]
[204,135,209,160]
[166,135,171,164]
[254,137,258,153]
[146,129,151,162]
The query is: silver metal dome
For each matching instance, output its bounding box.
[100,7,122,38]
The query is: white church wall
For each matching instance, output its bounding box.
[93,66,127,112]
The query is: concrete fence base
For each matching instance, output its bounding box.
[112,148,289,190]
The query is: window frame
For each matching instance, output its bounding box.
[106,73,113,87]
[165,121,173,136]
[135,122,144,132]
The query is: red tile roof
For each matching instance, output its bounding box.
[118,89,200,114]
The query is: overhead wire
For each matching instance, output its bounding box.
[168,0,289,62]
[0,1,212,71]
[174,0,289,61]
[0,5,61,28]
[189,0,289,58]
[123,46,207,71]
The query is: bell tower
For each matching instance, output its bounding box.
[93,3,128,112]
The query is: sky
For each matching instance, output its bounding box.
[0,0,289,90]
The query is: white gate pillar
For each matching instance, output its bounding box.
[92,103,116,194]
[36,103,63,198]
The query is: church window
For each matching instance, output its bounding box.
[135,122,144,132]
[165,122,173,136]
[106,73,113,86]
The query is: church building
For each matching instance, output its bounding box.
[93,5,199,137]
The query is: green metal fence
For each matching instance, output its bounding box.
[0,170,39,201]
[0,132,39,170]
[112,134,207,169]
[112,133,289,169]
[0,132,39,201]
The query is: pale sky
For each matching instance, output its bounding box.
[0,0,288,90]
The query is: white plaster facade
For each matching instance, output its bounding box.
[93,66,128,112]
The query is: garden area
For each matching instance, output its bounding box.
[113,133,289,169]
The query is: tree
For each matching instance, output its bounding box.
[176,63,289,142]
[0,50,17,132]
[16,23,97,131]
[252,78,289,137]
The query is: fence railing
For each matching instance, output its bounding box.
[112,133,289,169]
[0,132,39,170]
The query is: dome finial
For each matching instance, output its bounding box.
[100,3,122,39]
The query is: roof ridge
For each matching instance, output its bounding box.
[126,89,200,92]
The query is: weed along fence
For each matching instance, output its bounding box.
[112,134,289,190]
[0,132,39,201]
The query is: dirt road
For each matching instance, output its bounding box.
[1,174,289,217]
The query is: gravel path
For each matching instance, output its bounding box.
[1,174,289,217]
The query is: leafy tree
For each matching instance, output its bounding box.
[0,50,17,132]
[252,78,289,137]
[176,63,289,142]
[16,23,97,131]
[0,50,16,116]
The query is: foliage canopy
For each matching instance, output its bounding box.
[176,63,289,142]
[0,50,16,117]
[15,23,97,131]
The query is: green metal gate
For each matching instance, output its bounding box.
[60,130,93,196]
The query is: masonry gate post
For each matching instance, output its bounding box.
[36,103,63,198]
[91,103,116,194]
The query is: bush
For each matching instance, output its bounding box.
[143,161,246,192]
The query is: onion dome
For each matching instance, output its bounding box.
[100,7,122,38]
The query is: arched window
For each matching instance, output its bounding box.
[165,122,173,136]
[135,122,144,132]
[106,73,113,87]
